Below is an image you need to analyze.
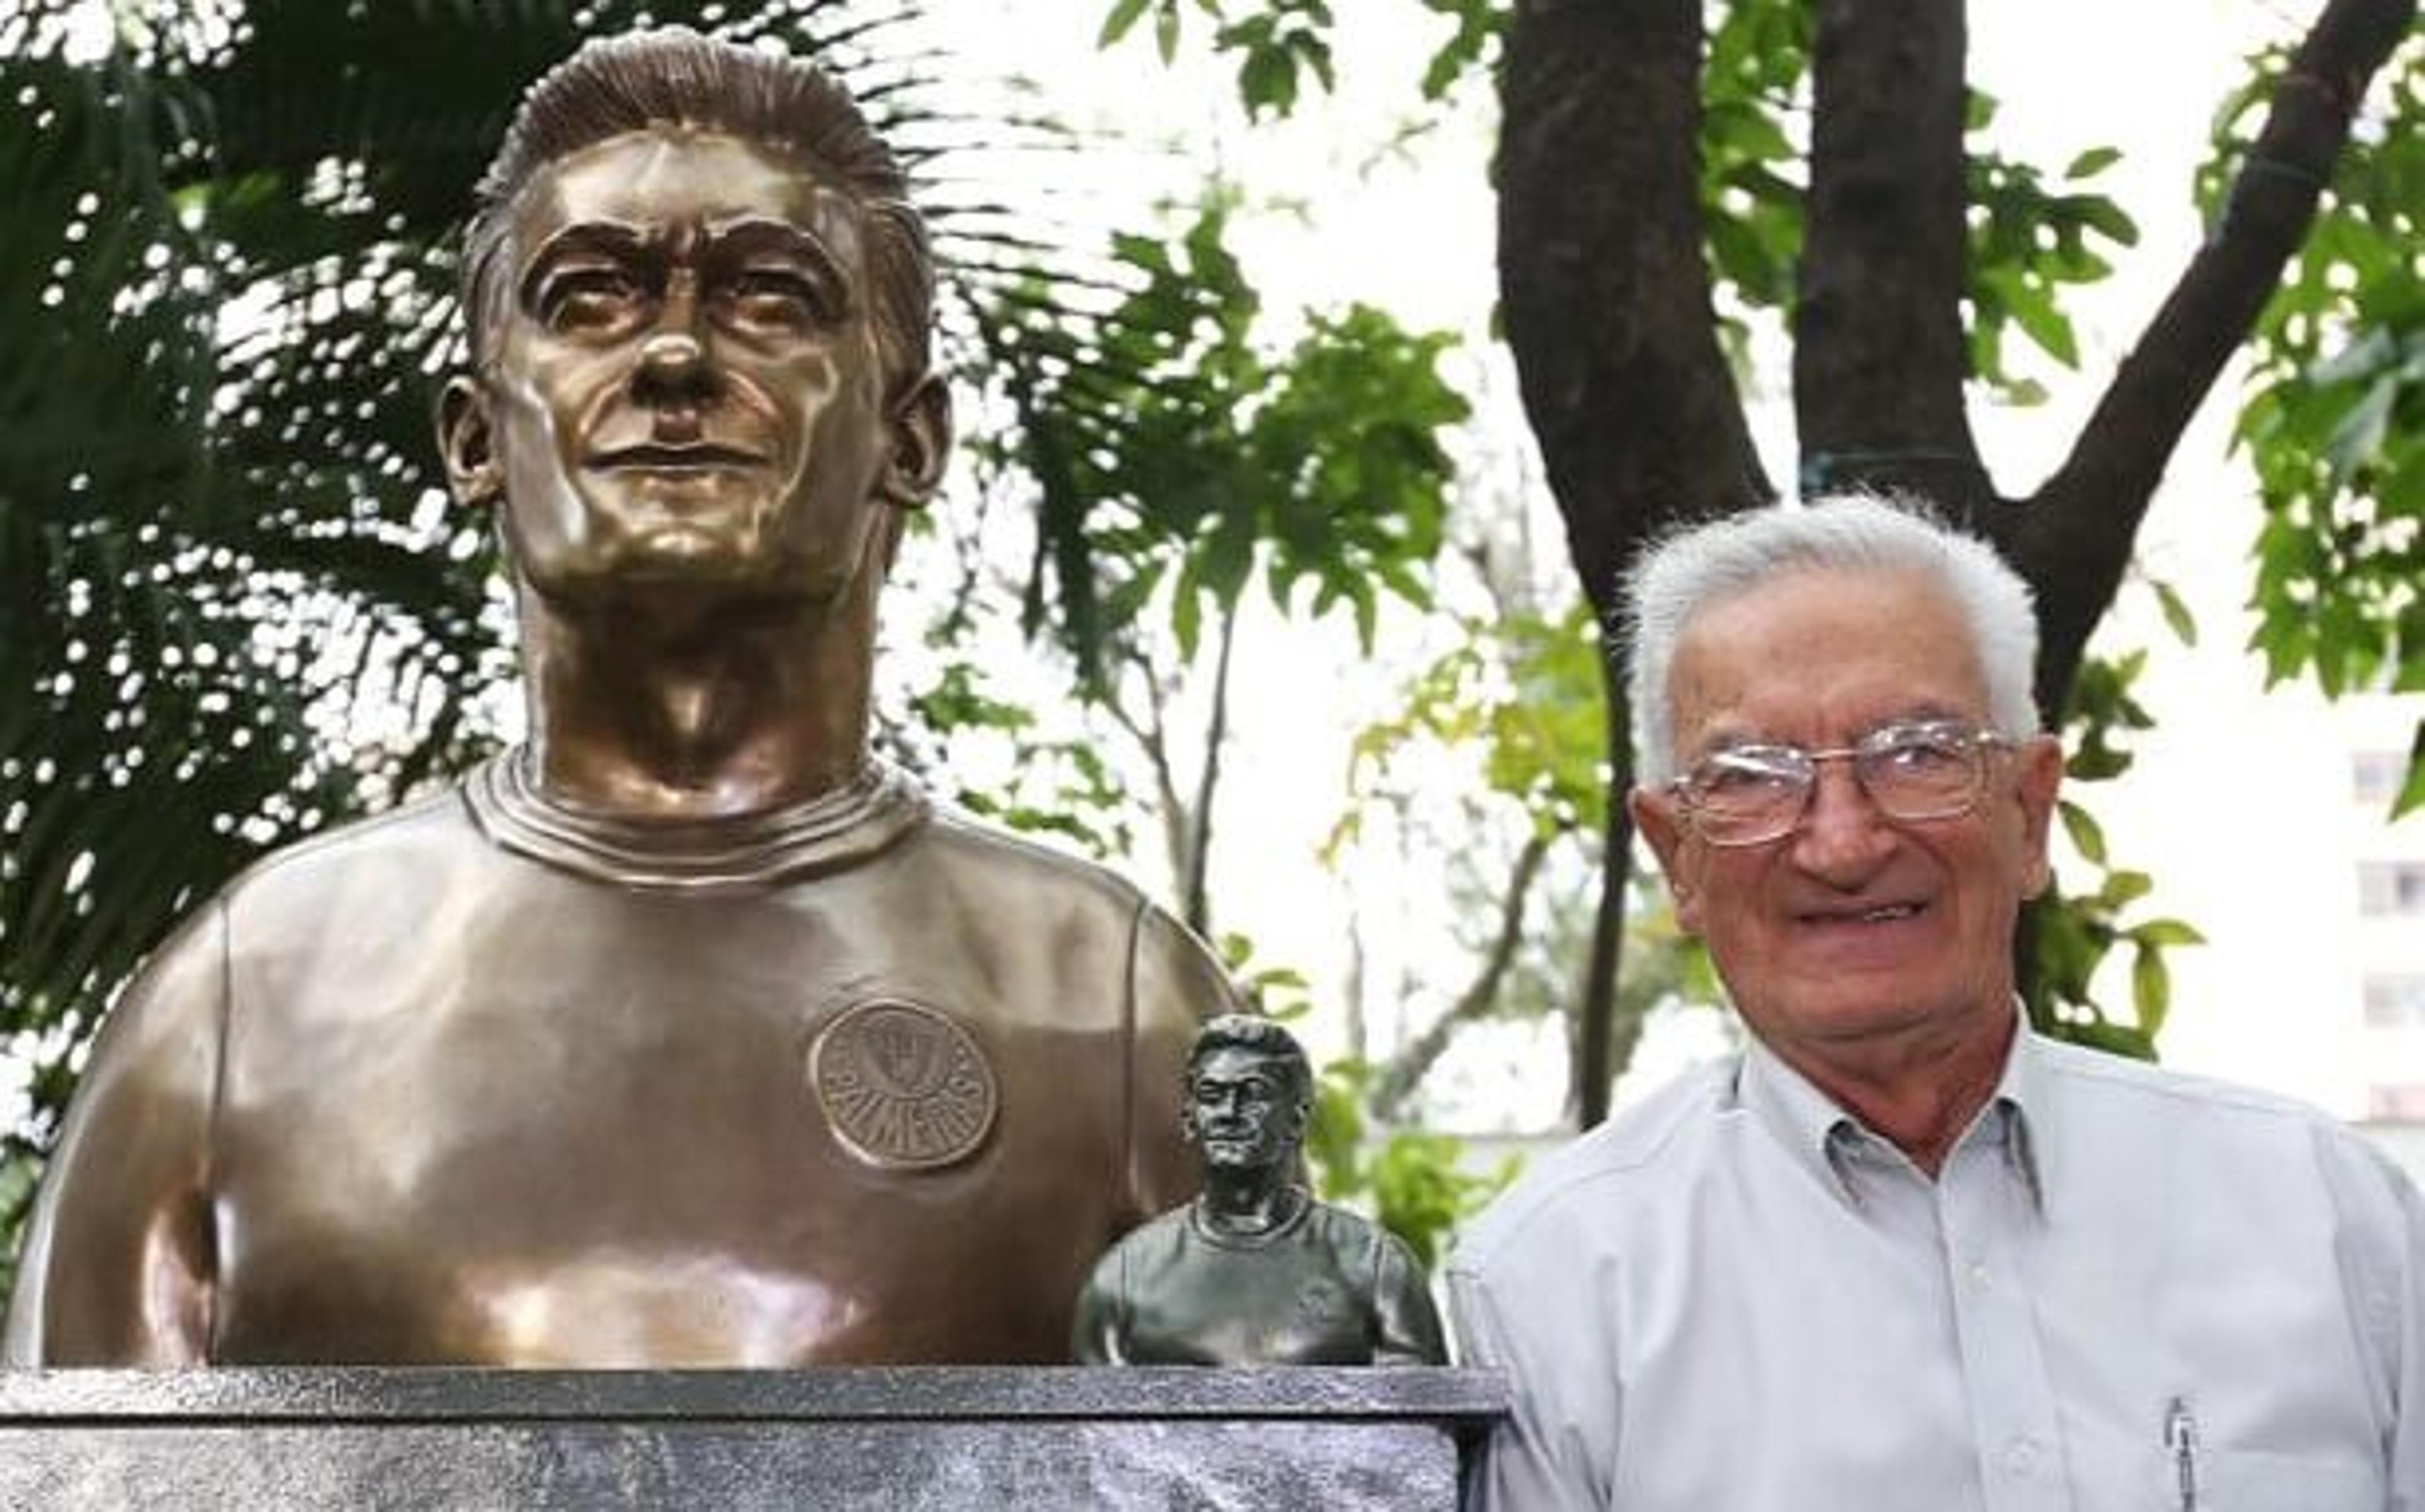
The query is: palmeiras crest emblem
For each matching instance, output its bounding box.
[809,999,998,1170]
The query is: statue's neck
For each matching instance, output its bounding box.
[1194,1173,1307,1244]
[513,576,879,821]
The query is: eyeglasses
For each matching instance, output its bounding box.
[1667,718,2017,848]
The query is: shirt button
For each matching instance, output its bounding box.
[1966,1262,1990,1287]
[2001,1436,2041,1476]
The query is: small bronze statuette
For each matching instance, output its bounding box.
[1072,1016,1449,1366]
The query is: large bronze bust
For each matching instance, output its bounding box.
[4,28,1231,1367]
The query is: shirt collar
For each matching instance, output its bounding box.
[1733,1005,2049,1211]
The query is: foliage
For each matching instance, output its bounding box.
[1303,1056,1512,1267]
[974,196,1466,683]
[1962,108,2141,403]
[2210,37,2424,815]
[1331,600,1607,858]
[2021,644,2207,1061]
[1098,0,1336,119]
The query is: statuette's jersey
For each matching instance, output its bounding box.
[1072,1196,1447,1366]
[6,754,1227,1366]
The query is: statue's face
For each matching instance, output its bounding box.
[1185,1046,1302,1174]
[450,126,930,610]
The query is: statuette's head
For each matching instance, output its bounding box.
[439,27,950,612]
[1183,1016,1312,1177]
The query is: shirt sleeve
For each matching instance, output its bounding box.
[1447,1256,1613,1512]
[3,896,227,1366]
[2318,1126,2425,1511]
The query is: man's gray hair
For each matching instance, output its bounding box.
[1621,491,2042,786]
[459,25,935,396]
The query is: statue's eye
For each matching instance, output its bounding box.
[536,266,646,333]
[722,266,830,328]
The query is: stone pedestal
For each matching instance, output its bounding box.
[0,1366,1505,1509]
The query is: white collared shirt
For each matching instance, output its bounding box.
[1447,1026,2423,1511]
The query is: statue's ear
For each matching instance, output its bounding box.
[438,376,502,510]
[877,373,952,509]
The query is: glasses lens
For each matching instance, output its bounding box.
[1856,723,1985,819]
[1684,747,1811,843]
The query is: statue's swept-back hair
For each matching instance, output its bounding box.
[1622,491,2042,786]
[1190,1015,1314,1114]
[459,25,935,396]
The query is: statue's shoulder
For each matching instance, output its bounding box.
[216,778,483,912]
[912,804,1157,915]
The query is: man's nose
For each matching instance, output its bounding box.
[1791,760,1896,878]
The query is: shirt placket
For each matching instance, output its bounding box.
[1937,1118,2068,1512]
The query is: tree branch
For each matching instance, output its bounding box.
[1370,829,1555,1123]
[1103,648,1190,892]
[2013,0,2414,717]
[1182,604,1240,938]
[1794,0,1991,506]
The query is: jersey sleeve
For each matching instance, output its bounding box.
[3,898,226,1366]
[1369,1225,1450,1365]
[1122,901,1236,1222]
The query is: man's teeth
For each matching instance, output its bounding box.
[1857,904,1918,922]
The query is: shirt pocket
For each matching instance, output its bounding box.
[2068,1432,2382,1512]
[2193,1447,2383,1512]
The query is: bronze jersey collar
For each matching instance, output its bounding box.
[463,746,929,890]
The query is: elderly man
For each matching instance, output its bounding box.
[1071,1015,1446,1366]
[1449,495,2422,1509]
[6,28,1230,1367]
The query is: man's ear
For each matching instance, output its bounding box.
[2011,732,2064,899]
[877,374,952,509]
[1629,783,1704,935]
[438,376,502,510]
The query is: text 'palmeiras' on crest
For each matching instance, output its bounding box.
[808,999,999,1171]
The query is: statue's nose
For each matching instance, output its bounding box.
[634,330,716,404]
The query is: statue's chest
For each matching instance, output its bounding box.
[203,925,1130,1364]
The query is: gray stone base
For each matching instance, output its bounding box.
[0,1367,1507,1509]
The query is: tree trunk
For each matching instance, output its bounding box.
[1499,0,1769,1128]
[1795,0,1990,509]
[1573,668,1636,1127]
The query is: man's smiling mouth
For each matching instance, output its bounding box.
[1799,902,1925,926]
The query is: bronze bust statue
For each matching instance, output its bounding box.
[1070,1017,1447,1366]
[4,28,1234,1367]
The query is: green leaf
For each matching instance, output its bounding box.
[2395,723,2425,822]
[2131,944,2171,1039]
[2128,919,2207,948]
[1099,0,1153,49]
[2152,580,2199,647]
[2006,278,2081,367]
[2057,799,2108,864]
[2065,145,2124,180]
[2098,869,2153,909]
